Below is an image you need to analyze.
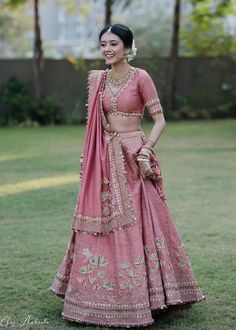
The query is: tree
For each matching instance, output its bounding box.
[165,0,181,112]
[105,0,114,26]
[104,0,132,26]
[181,0,236,56]
[4,0,44,100]
[32,0,43,100]
[0,4,31,57]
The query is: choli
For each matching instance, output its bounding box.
[102,67,163,119]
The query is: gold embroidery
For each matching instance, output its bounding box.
[105,67,137,114]
[73,130,137,234]
[77,277,84,284]
[121,262,130,270]
[155,239,165,249]
[80,264,94,274]
[102,176,110,185]
[78,248,112,292]
[90,255,108,267]
[103,280,115,291]
[106,110,143,118]
[67,284,76,293]
[88,276,96,284]
[97,271,105,278]
[149,107,163,114]
[134,256,145,265]
[101,176,112,216]
[145,97,163,115]
[145,97,160,107]
[118,257,145,290]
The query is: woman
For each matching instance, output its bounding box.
[49,24,204,327]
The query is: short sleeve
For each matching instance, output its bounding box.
[138,69,163,115]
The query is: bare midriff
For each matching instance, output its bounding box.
[105,113,142,132]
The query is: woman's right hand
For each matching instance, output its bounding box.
[138,159,155,180]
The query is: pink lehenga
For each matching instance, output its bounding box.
[48,67,204,327]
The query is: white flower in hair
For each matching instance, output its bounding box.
[127,39,137,62]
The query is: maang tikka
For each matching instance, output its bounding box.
[106,26,112,35]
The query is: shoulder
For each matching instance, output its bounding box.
[87,69,105,90]
[136,68,153,82]
[135,68,155,87]
[88,69,105,80]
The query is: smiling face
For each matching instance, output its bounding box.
[100,32,129,65]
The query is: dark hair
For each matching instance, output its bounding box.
[99,24,133,49]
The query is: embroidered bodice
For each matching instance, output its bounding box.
[102,67,163,118]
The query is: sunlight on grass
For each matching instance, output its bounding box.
[0,173,79,197]
[0,154,36,162]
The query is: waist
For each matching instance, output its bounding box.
[117,130,145,138]
[105,109,143,118]
[105,129,145,139]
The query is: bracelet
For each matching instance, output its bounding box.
[137,158,150,162]
[137,153,150,159]
[141,146,153,152]
[140,148,152,156]
[136,154,150,160]
[138,152,150,157]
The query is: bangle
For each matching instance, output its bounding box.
[137,153,150,159]
[137,158,150,162]
[140,148,152,156]
[136,154,150,160]
[141,146,153,152]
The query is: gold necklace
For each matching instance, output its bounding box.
[107,66,134,86]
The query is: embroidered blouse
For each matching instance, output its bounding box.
[102,68,163,118]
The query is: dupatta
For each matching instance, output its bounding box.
[72,70,137,235]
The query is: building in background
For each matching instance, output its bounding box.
[40,0,174,58]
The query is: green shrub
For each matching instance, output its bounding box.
[0,77,37,126]
[0,77,64,126]
[31,96,64,125]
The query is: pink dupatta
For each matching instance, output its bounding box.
[72,70,137,235]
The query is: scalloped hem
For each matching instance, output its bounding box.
[62,313,155,328]
[49,285,205,328]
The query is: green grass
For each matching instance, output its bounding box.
[0,119,236,330]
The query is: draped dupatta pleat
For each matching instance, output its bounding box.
[72,70,137,235]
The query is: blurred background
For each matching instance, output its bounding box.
[1,3,236,329]
[0,0,236,126]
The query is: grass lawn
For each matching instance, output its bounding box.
[0,119,235,330]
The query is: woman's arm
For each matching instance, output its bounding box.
[145,112,166,148]
[137,69,166,180]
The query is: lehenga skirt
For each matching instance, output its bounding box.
[48,130,204,328]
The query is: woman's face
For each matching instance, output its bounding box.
[100,32,128,65]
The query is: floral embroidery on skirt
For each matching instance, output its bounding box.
[48,130,205,328]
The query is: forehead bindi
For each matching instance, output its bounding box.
[100,33,122,43]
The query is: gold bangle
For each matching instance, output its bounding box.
[140,149,151,156]
[141,146,153,152]
[137,158,150,162]
[137,153,150,158]
[137,157,149,161]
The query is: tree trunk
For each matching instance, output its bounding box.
[105,0,114,26]
[165,0,181,111]
[33,0,43,100]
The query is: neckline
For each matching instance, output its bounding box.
[107,65,134,86]
[104,67,138,113]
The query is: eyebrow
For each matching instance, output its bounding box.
[100,40,119,43]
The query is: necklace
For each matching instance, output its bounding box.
[104,67,137,114]
[107,65,134,86]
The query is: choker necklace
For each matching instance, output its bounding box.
[107,66,135,86]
